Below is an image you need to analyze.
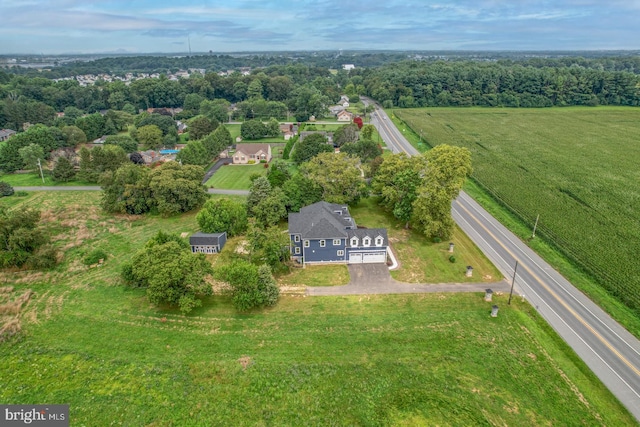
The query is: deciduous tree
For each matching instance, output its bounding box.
[176,140,209,166]
[18,143,45,173]
[301,152,367,205]
[196,197,248,237]
[240,119,267,140]
[215,260,279,311]
[135,124,163,150]
[340,139,382,162]
[291,133,333,165]
[333,124,359,147]
[412,145,472,238]
[188,116,218,140]
[122,237,213,314]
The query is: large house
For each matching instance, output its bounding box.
[288,201,388,265]
[189,232,227,254]
[233,143,272,164]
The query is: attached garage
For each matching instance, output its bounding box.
[348,253,362,263]
[348,251,386,264]
[363,252,386,263]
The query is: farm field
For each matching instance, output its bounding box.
[0,195,634,425]
[395,107,640,317]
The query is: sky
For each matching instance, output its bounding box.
[1,0,639,54]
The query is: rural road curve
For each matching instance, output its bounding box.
[365,97,640,422]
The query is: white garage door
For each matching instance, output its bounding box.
[349,251,386,264]
[362,252,386,263]
[348,253,363,263]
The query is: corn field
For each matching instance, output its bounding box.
[397,107,640,314]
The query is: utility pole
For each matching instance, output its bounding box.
[37,158,45,184]
[508,260,519,305]
[532,214,540,239]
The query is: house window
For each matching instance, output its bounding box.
[294,235,300,243]
[337,250,344,256]
[234,157,239,161]
[375,236,384,246]
[304,240,310,248]
[333,239,341,246]
[363,237,371,247]
[250,154,255,159]
[350,237,358,247]
[261,154,266,159]
[241,156,245,161]
[295,247,300,254]
[320,240,326,247]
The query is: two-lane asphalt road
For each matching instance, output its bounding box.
[365,97,640,421]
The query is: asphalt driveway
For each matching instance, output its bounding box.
[306,264,511,296]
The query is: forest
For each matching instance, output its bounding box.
[1,54,639,135]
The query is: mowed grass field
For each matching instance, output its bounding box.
[0,191,635,425]
[205,163,267,189]
[395,107,640,316]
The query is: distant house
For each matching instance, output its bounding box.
[329,105,345,115]
[288,201,388,265]
[283,131,295,140]
[337,110,354,122]
[146,107,183,117]
[92,135,107,144]
[233,143,272,164]
[0,129,16,142]
[176,120,187,134]
[189,232,227,254]
[342,64,355,71]
[279,124,293,133]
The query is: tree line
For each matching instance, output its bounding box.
[357,60,640,108]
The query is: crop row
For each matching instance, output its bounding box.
[396,107,640,314]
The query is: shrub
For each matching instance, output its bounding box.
[0,182,14,197]
[449,255,456,263]
[264,163,269,168]
[83,249,108,266]
[28,245,59,269]
[432,237,442,243]
[248,160,256,164]
[260,159,267,163]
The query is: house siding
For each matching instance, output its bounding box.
[303,238,346,264]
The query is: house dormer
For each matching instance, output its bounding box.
[363,236,371,247]
[375,236,384,247]
[350,236,359,247]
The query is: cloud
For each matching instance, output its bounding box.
[0,0,638,53]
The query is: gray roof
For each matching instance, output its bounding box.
[189,232,225,246]
[347,228,389,246]
[289,201,358,239]
[0,129,16,138]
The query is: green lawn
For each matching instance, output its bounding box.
[0,172,96,187]
[394,106,640,319]
[204,163,267,189]
[0,191,634,425]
